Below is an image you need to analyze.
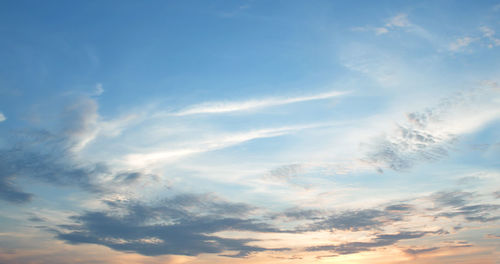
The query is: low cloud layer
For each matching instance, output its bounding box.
[57,194,288,257]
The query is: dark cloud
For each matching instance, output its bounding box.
[0,97,150,204]
[305,209,389,231]
[0,175,33,204]
[385,204,413,211]
[113,172,143,184]
[431,191,500,222]
[57,194,288,257]
[270,207,323,221]
[0,128,148,204]
[306,231,439,255]
[404,247,439,255]
[27,215,46,222]
[431,191,473,207]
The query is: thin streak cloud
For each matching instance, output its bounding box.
[171,90,348,116]
[124,123,327,167]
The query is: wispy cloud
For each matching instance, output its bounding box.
[479,26,500,48]
[124,124,326,167]
[449,37,476,52]
[353,13,415,36]
[364,86,500,172]
[385,13,411,28]
[93,83,104,96]
[170,90,348,116]
[0,112,5,122]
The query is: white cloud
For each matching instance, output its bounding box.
[480,26,495,38]
[365,85,500,171]
[0,112,5,122]
[386,13,411,28]
[93,83,104,96]
[479,26,500,48]
[122,124,326,168]
[375,27,389,35]
[171,90,348,116]
[449,37,475,52]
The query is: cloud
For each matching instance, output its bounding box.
[375,27,389,35]
[0,175,33,204]
[404,247,439,255]
[449,37,476,52]
[61,97,100,151]
[0,112,5,122]
[431,191,500,223]
[0,119,148,204]
[171,90,347,116]
[124,124,324,167]
[304,209,391,232]
[480,26,495,38]
[270,207,323,221]
[57,194,288,257]
[93,83,104,96]
[353,13,414,36]
[385,204,413,211]
[306,231,440,255]
[479,26,500,48]
[364,86,500,172]
[267,164,303,181]
[385,13,411,28]
[0,142,107,198]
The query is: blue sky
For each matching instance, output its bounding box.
[1,1,500,263]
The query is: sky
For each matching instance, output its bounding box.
[1,1,500,263]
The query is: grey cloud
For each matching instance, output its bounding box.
[113,172,143,184]
[57,194,288,257]
[306,231,437,255]
[61,97,98,147]
[362,88,495,172]
[0,128,147,204]
[268,164,302,180]
[270,207,323,221]
[431,191,500,223]
[404,247,439,255]
[385,204,413,211]
[0,144,106,195]
[432,191,473,207]
[486,233,500,239]
[305,209,389,232]
[27,215,46,223]
[0,175,33,204]
[365,124,452,172]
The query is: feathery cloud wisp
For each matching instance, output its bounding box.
[171,90,348,116]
